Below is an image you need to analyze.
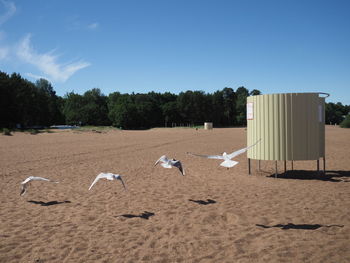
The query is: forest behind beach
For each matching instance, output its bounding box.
[1,71,349,130]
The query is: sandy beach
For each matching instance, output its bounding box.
[0,126,349,263]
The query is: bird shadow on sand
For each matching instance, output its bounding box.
[28,200,71,206]
[117,211,155,220]
[266,170,350,182]
[188,199,217,205]
[256,223,344,230]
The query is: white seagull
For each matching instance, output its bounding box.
[20,176,59,196]
[88,173,127,191]
[187,139,261,168]
[154,155,185,176]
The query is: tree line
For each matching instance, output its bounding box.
[1,71,349,129]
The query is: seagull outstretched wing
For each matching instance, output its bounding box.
[21,176,52,184]
[119,176,127,190]
[155,155,169,166]
[226,139,261,159]
[20,184,28,196]
[171,160,185,176]
[155,156,185,176]
[89,173,127,191]
[20,176,58,196]
[89,173,110,190]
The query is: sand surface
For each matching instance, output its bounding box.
[0,126,349,263]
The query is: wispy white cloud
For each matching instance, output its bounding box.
[0,0,16,26]
[16,34,90,82]
[25,72,51,81]
[66,16,99,32]
[1,3,90,82]
[87,22,99,30]
[0,45,8,59]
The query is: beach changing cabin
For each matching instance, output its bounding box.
[246,92,329,176]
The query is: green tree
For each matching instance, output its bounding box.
[108,94,139,129]
[162,101,181,127]
[0,71,13,127]
[325,102,345,125]
[135,93,162,128]
[340,114,350,128]
[35,78,64,125]
[82,88,110,125]
[159,92,180,127]
[249,89,261,96]
[10,73,47,127]
[107,91,121,124]
[177,90,210,125]
[235,86,249,125]
[0,72,66,128]
[211,90,225,126]
[63,89,110,126]
[222,87,236,126]
[62,92,85,125]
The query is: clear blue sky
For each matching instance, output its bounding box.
[1,0,349,104]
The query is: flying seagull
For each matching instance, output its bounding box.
[20,176,59,196]
[187,139,261,168]
[88,173,127,191]
[154,155,185,176]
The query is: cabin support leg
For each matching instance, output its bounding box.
[248,158,251,175]
[323,156,326,174]
[275,161,278,178]
[284,160,287,175]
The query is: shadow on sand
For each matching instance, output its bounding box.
[28,200,71,206]
[256,223,344,230]
[118,211,155,220]
[188,199,217,205]
[266,170,350,182]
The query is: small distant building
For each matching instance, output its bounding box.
[204,122,213,130]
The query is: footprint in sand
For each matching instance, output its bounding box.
[201,211,240,225]
[223,212,240,224]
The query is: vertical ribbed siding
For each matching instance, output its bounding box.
[285,94,292,160]
[318,97,325,157]
[247,93,325,161]
[278,93,285,160]
[292,94,306,160]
